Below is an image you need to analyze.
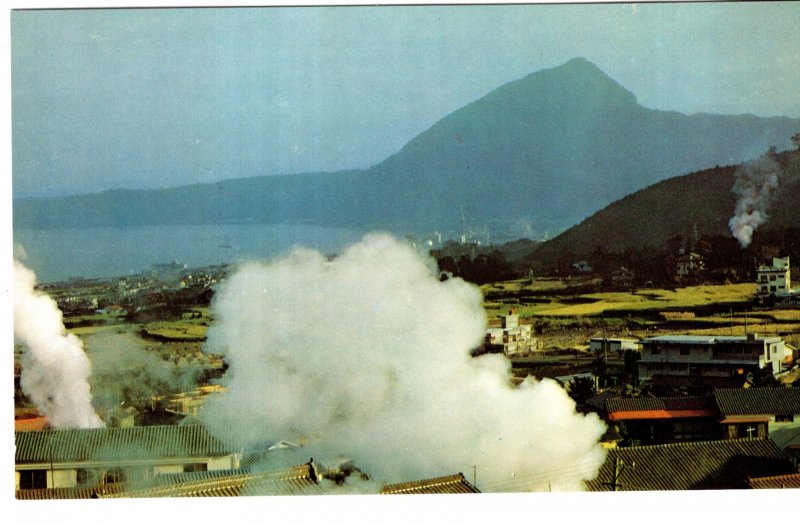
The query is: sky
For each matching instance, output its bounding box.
[9,2,800,198]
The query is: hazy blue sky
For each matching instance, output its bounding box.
[11,3,800,198]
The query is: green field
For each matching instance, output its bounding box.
[483,280,756,320]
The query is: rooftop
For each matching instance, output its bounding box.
[605,396,715,421]
[100,464,322,498]
[381,473,480,494]
[586,438,795,491]
[641,335,782,345]
[713,388,800,416]
[748,472,800,489]
[15,424,230,464]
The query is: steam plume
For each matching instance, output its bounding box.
[13,260,104,429]
[201,234,606,491]
[85,332,201,415]
[728,154,780,248]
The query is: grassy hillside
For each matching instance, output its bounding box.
[535,147,800,258]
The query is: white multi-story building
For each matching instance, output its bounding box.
[589,337,639,353]
[485,310,542,356]
[757,256,792,298]
[638,334,787,387]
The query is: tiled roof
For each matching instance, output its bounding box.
[15,424,230,464]
[714,388,800,416]
[586,438,796,491]
[100,464,321,498]
[381,473,480,494]
[16,484,127,500]
[606,396,712,414]
[748,472,800,489]
[15,417,48,432]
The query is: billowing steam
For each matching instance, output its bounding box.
[13,260,104,429]
[728,154,780,248]
[201,234,606,492]
[85,332,201,415]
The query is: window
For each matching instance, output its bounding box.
[776,414,795,423]
[679,347,690,356]
[183,463,208,473]
[103,468,124,484]
[650,346,661,355]
[19,470,47,489]
[76,468,100,486]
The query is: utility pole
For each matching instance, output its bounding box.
[472,465,477,488]
[602,457,634,491]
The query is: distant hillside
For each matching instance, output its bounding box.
[14,58,800,234]
[534,147,800,259]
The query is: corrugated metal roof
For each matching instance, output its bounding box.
[606,396,712,414]
[381,473,480,494]
[714,388,800,416]
[16,484,127,500]
[100,464,321,498]
[15,424,230,464]
[748,472,800,489]
[641,335,782,344]
[586,439,795,491]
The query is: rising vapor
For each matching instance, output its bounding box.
[200,234,606,492]
[13,261,104,429]
[728,154,780,248]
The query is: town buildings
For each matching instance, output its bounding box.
[485,310,542,356]
[14,424,237,491]
[757,256,792,299]
[638,334,787,389]
[603,387,800,458]
[587,438,796,491]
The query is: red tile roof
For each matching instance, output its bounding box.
[15,417,48,432]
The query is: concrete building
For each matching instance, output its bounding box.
[589,337,639,353]
[485,310,542,356]
[638,334,786,388]
[757,256,794,299]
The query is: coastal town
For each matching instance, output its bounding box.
[13,249,800,496]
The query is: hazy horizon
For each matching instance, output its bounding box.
[11,3,800,199]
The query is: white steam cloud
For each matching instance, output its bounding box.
[13,260,104,429]
[200,234,606,492]
[728,154,780,248]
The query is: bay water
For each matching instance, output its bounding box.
[13,224,369,283]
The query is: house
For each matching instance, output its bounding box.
[603,387,800,452]
[757,256,793,299]
[609,267,635,290]
[586,438,796,491]
[605,395,719,446]
[485,310,542,356]
[638,334,786,389]
[14,424,238,491]
[675,251,704,282]
[713,388,800,450]
[381,473,480,494]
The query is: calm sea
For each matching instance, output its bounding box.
[13,224,369,283]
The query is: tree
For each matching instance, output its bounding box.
[792,132,800,150]
[568,376,596,405]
